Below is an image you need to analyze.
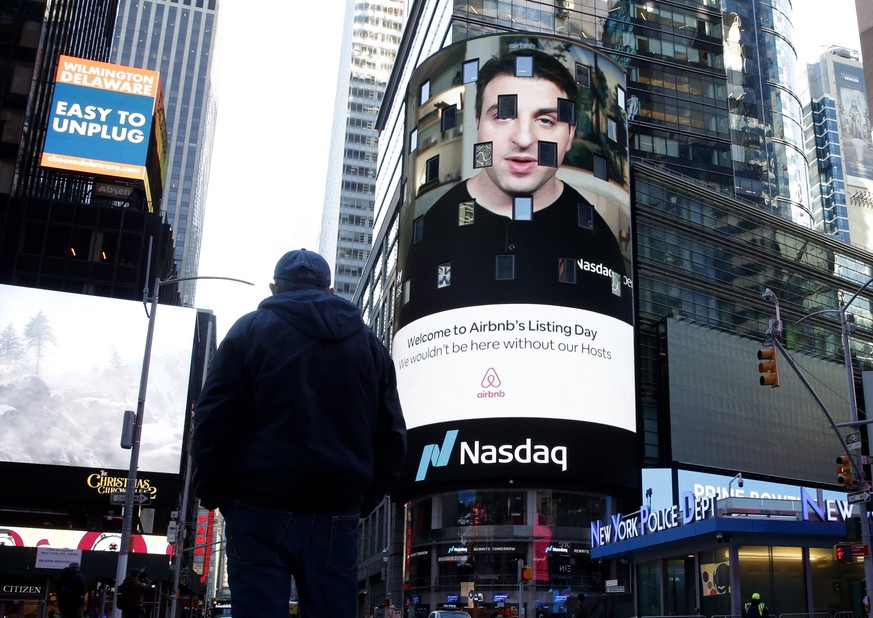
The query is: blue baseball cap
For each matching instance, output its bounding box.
[274,249,331,288]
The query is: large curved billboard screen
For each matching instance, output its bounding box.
[392,35,636,493]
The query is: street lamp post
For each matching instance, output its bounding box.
[763,285,873,618]
[112,274,252,618]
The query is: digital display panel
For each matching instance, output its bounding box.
[393,35,635,493]
[0,284,196,474]
[667,318,849,485]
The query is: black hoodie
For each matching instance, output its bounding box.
[191,289,406,514]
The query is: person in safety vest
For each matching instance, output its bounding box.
[743,592,770,618]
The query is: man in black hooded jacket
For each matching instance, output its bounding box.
[191,248,406,618]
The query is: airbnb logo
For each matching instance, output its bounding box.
[481,368,501,388]
[480,368,505,398]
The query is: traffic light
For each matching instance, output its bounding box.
[757,346,780,387]
[837,455,859,490]
[521,565,532,581]
[834,542,853,562]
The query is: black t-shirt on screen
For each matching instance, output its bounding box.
[397,180,633,330]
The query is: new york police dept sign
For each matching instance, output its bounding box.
[591,493,716,548]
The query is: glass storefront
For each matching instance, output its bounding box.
[404,489,632,617]
[635,544,864,617]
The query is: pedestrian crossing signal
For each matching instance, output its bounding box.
[834,543,853,562]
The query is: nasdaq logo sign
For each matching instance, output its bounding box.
[415,429,568,481]
[415,430,459,481]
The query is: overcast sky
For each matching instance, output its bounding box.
[194,1,863,339]
[194,0,348,336]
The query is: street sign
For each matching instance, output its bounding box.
[848,491,870,504]
[852,543,870,557]
[846,431,862,451]
[109,493,150,506]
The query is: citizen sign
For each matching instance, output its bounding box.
[2,585,43,596]
[591,493,717,548]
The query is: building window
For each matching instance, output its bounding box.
[558,258,576,283]
[410,127,418,153]
[578,204,593,230]
[496,255,515,280]
[438,262,451,288]
[617,86,626,110]
[513,196,533,221]
[474,142,493,168]
[607,117,617,142]
[538,141,558,168]
[463,59,479,84]
[497,94,517,119]
[515,55,534,77]
[459,201,475,226]
[425,155,439,185]
[420,80,430,106]
[413,216,424,243]
[558,98,575,124]
[441,104,458,132]
[401,280,411,305]
[575,63,591,88]
[593,155,607,181]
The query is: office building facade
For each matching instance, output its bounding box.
[112,0,220,305]
[352,2,872,617]
[318,0,404,300]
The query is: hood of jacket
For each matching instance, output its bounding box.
[257,289,364,341]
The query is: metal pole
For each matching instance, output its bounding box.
[113,274,252,618]
[769,285,873,617]
[169,451,194,618]
[839,303,873,618]
[113,276,161,618]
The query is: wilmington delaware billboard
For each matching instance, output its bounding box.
[41,56,161,181]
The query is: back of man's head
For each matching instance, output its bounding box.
[475,48,578,118]
[273,249,331,292]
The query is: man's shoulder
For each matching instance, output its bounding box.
[429,180,472,212]
[554,182,592,209]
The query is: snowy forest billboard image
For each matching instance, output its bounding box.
[0,285,196,473]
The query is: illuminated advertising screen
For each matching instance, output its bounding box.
[393,35,635,493]
[0,525,170,555]
[0,284,196,474]
[835,61,873,183]
[41,56,161,181]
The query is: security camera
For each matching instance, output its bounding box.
[738,479,744,488]
[716,532,725,543]
[762,288,774,300]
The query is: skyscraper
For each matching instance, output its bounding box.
[111,0,220,305]
[318,0,403,300]
[721,0,810,223]
[806,46,873,247]
[349,1,873,614]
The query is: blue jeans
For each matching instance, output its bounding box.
[221,500,360,618]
